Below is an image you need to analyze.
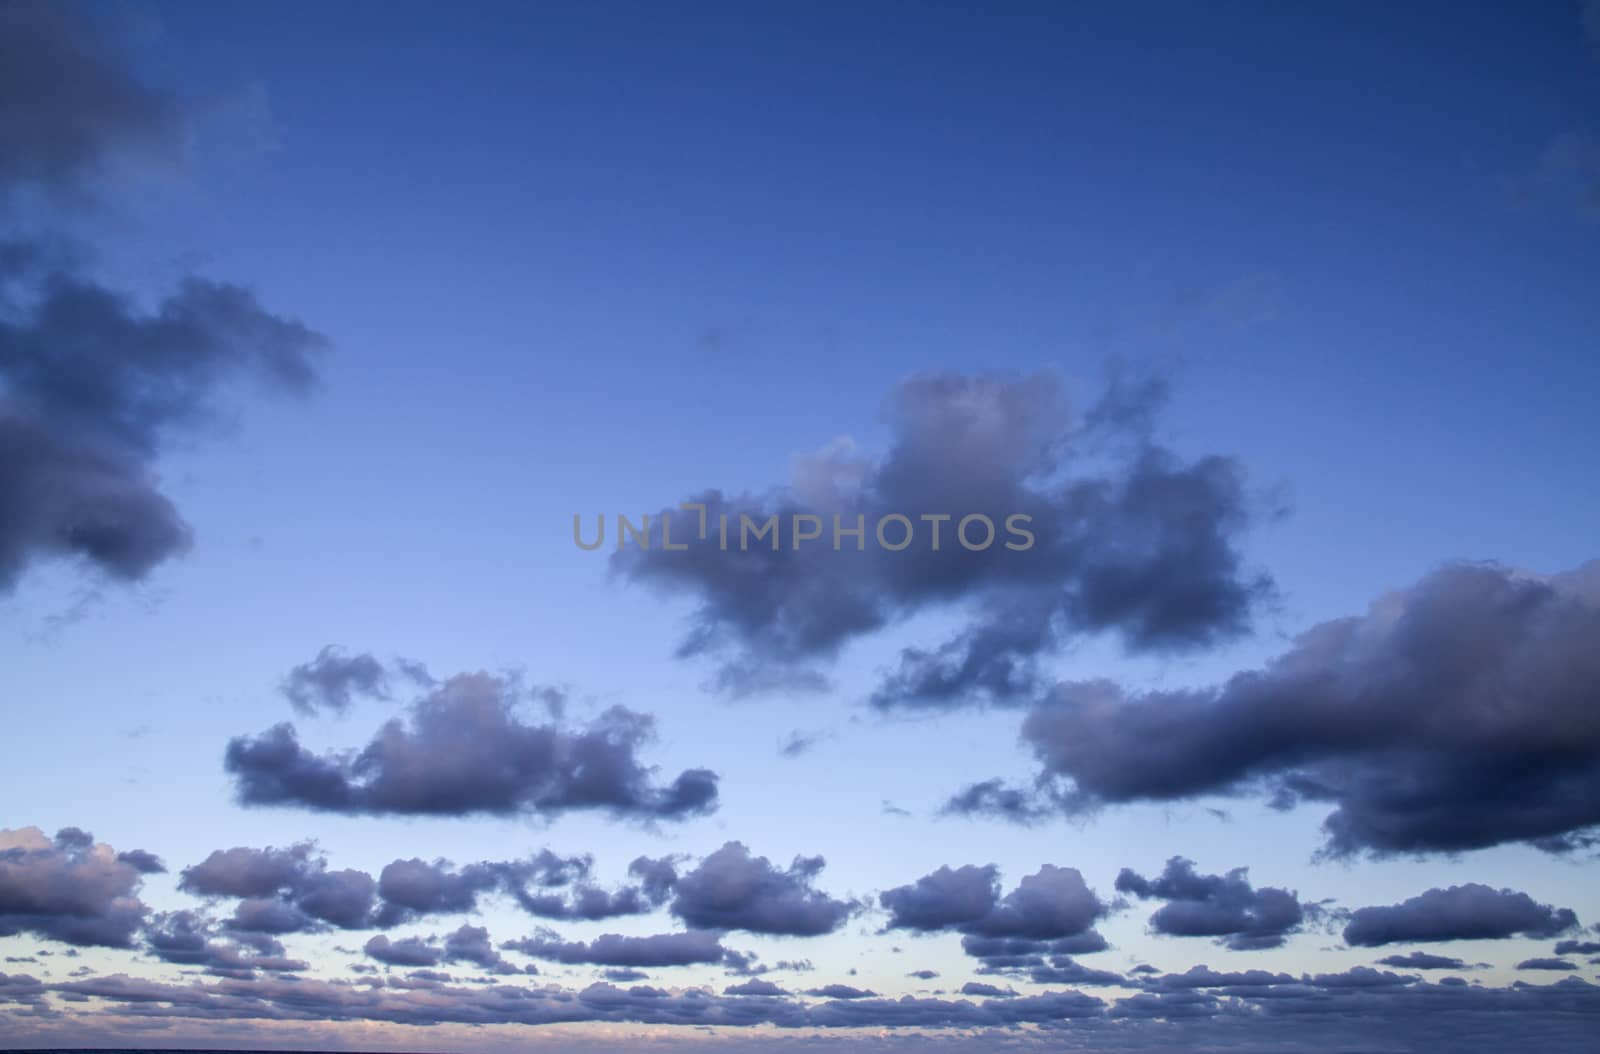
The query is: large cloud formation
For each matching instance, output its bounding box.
[1342,885,1580,947]
[11,966,1600,1052]
[1115,857,1313,951]
[0,5,324,595]
[225,671,718,822]
[612,371,1271,702]
[0,827,153,948]
[951,560,1600,855]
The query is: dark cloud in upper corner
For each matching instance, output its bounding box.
[1343,885,1580,947]
[225,671,719,822]
[0,827,152,948]
[1116,857,1314,951]
[948,560,1600,856]
[0,4,324,598]
[612,369,1274,707]
[0,1,189,207]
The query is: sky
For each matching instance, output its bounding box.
[1,1,1599,1051]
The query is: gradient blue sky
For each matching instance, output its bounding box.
[2,2,1599,1051]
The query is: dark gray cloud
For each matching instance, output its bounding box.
[668,842,855,936]
[0,246,324,593]
[951,561,1600,855]
[1115,857,1312,950]
[881,863,1108,944]
[1516,958,1578,972]
[281,647,394,716]
[113,849,166,875]
[1374,951,1475,971]
[1343,885,1579,947]
[612,371,1271,704]
[0,1,187,204]
[144,911,305,979]
[179,841,666,936]
[960,981,1017,998]
[807,984,877,999]
[180,844,376,935]
[504,929,730,968]
[440,925,515,973]
[28,964,1600,1047]
[364,935,441,968]
[225,672,719,822]
[0,827,150,948]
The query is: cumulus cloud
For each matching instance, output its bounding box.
[612,370,1271,704]
[0,827,150,948]
[950,561,1600,855]
[364,935,441,968]
[1115,857,1312,950]
[881,864,1108,943]
[0,246,324,593]
[1343,885,1579,947]
[668,843,855,936]
[879,862,1112,983]
[505,929,732,968]
[1374,951,1476,971]
[281,647,396,715]
[179,843,376,934]
[144,911,306,978]
[225,671,719,822]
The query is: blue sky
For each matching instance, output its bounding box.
[2,2,1599,1051]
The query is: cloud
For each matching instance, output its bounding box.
[280,647,394,715]
[1374,951,1475,971]
[179,843,376,934]
[113,849,166,875]
[504,930,731,968]
[1115,857,1312,950]
[1343,885,1579,947]
[364,935,441,968]
[668,843,855,936]
[807,984,877,999]
[440,925,514,973]
[950,561,1600,855]
[0,246,325,593]
[0,827,150,948]
[225,671,719,822]
[881,863,1108,943]
[0,1,188,205]
[612,370,1271,704]
[1516,958,1578,972]
[26,965,1600,1047]
[144,911,305,978]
